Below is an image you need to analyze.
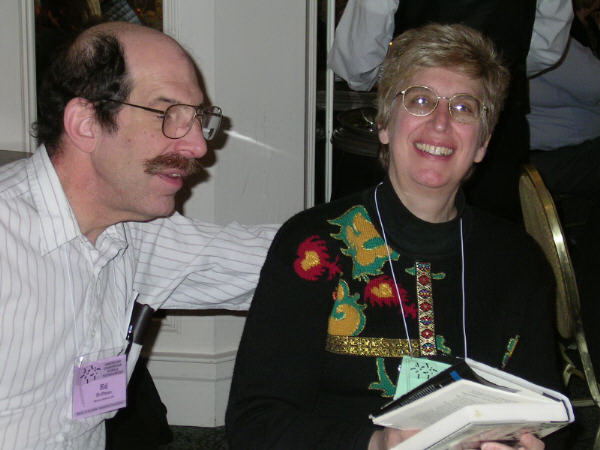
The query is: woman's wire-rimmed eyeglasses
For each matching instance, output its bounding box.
[395,85,486,124]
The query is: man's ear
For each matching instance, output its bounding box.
[63,98,99,153]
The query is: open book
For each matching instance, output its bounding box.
[370,358,573,449]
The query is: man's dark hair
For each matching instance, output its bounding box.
[33,32,131,156]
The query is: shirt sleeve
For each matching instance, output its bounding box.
[526,0,574,77]
[535,38,600,103]
[327,0,399,91]
[129,213,278,310]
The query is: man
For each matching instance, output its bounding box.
[328,0,573,91]
[0,22,275,449]
[528,1,600,200]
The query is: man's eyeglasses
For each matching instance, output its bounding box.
[103,100,222,140]
[395,86,486,124]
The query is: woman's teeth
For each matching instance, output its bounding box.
[415,143,453,156]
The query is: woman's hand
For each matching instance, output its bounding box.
[368,430,543,450]
[481,433,544,450]
[368,428,419,450]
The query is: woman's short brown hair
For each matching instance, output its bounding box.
[376,23,510,167]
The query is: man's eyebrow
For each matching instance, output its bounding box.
[152,96,204,107]
[153,96,179,106]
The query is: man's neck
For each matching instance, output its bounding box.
[52,152,113,246]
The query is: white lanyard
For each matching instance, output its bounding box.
[373,183,468,358]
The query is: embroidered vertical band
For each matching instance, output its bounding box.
[416,261,436,356]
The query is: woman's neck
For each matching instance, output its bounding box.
[389,178,458,223]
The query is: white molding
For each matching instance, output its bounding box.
[304,0,317,209]
[162,0,179,40]
[324,0,336,202]
[153,314,180,333]
[19,0,36,153]
[148,350,237,382]
[150,349,237,364]
[147,350,238,426]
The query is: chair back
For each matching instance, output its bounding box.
[518,164,579,339]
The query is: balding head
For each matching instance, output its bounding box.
[34,22,198,156]
[79,21,189,59]
[77,21,196,85]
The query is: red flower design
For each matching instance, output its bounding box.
[293,235,341,281]
[418,274,430,285]
[364,276,416,318]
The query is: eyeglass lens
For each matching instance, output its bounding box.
[201,107,222,141]
[402,86,481,123]
[162,105,222,140]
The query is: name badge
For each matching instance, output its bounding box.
[394,355,451,399]
[72,354,127,419]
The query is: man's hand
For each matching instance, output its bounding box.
[368,428,419,450]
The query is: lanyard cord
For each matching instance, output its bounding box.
[459,217,468,358]
[374,184,413,352]
[373,183,468,357]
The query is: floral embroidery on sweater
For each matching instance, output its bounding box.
[369,357,396,398]
[293,235,341,281]
[405,266,446,280]
[328,280,366,336]
[364,275,416,318]
[290,205,465,399]
[502,335,520,368]
[329,206,399,281]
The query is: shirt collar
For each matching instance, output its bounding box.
[27,146,81,254]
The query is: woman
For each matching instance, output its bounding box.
[226,24,559,449]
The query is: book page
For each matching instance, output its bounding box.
[390,405,568,450]
[377,380,548,429]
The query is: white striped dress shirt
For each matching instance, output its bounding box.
[0,147,277,449]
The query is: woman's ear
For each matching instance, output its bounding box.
[474,135,491,163]
[63,98,99,153]
[378,126,390,145]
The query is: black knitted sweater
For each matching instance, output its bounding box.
[227,179,561,450]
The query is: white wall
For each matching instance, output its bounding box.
[0,1,35,152]
[163,0,308,225]
[212,2,307,225]
[148,0,310,427]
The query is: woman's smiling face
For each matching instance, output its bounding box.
[379,66,489,196]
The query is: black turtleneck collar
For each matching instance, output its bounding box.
[363,178,468,257]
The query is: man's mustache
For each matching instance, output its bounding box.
[144,154,201,177]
